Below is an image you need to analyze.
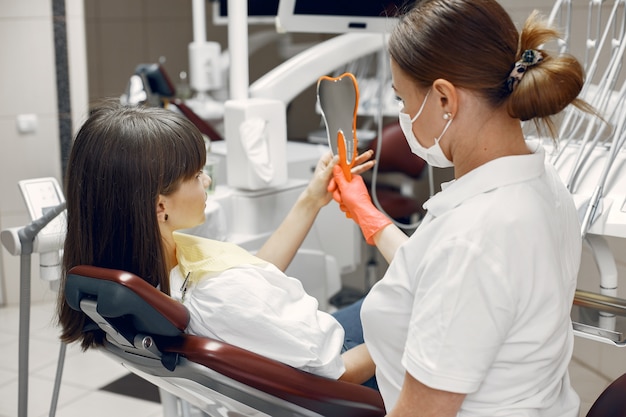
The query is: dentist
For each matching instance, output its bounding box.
[330,0,597,415]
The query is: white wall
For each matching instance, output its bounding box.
[0,0,88,307]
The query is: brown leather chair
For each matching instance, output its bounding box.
[586,372,626,417]
[366,121,427,223]
[64,265,385,417]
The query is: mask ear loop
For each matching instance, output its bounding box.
[409,88,432,122]
[424,113,455,197]
[434,114,453,144]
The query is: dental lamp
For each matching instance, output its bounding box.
[249,33,386,105]
[190,0,221,93]
[186,0,225,122]
[217,0,288,190]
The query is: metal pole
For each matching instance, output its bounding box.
[17,254,31,417]
[49,343,67,417]
[15,202,67,417]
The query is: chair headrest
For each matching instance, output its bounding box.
[65,265,189,337]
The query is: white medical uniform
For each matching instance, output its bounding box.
[169,235,346,380]
[362,144,581,416]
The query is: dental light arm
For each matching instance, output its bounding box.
[249,33,387,105]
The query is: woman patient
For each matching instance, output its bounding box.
[56,100,374,384]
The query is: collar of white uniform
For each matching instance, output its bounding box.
[172,231,266,282]
[424,140,546,217]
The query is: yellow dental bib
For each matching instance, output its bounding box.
[172,231,267,282]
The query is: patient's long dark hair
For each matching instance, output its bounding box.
[57,100,206,350]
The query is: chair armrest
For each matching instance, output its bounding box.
[161,334,386,417]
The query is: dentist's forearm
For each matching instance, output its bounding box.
[372,223,408,264]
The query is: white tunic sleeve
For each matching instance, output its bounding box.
[170,263,346,379]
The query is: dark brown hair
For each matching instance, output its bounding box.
[57,100,206,350]
[389,0,592,137]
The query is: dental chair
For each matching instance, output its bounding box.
[585,372,626,417]
[366,121,427,225]
[121,62,223,142]
[64,265,386,417]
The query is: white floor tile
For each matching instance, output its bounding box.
[50,390,162,417]
[0,300,160,417]
[0,306,20,336]
[34,343,130,390]
[0,333,16,350]
[29,302,64,342]
[0,372,88,417]
[0,367,15,389]
[0,299,59,338]
[0,337,61,374]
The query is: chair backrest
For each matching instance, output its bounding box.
[586,373,626,417]
[65,265,386,417]
[365,121,428,222]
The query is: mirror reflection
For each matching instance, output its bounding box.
[317,73,359,165]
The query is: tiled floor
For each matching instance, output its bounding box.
[0,298,162,417]
[0,297,616,417]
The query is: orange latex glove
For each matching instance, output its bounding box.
[328,165,391,245]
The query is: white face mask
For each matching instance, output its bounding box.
[398,89,454,168]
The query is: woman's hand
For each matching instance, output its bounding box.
[327,155,392,245]
[304,151,338,207]
[306,149,376,208]
[257,149,374,271]
[351,149,377,175]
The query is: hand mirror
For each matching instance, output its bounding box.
[317,73,359,181]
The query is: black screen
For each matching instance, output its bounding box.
[293,0,410,17]
[217,0,280,18]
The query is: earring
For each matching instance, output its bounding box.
[164,214,168,221]
[443,112,452,120]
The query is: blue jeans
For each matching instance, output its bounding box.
[332,298,378,390]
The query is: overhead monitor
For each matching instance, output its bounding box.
[211,0,280,25]
[276,0,414,34]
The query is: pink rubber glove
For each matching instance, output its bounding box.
[329,165,391,245]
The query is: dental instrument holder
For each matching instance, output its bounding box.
[0,202,67,417]
[540,0,626,347]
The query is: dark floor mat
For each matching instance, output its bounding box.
[329,286,366,309]
[100,373,160,403]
